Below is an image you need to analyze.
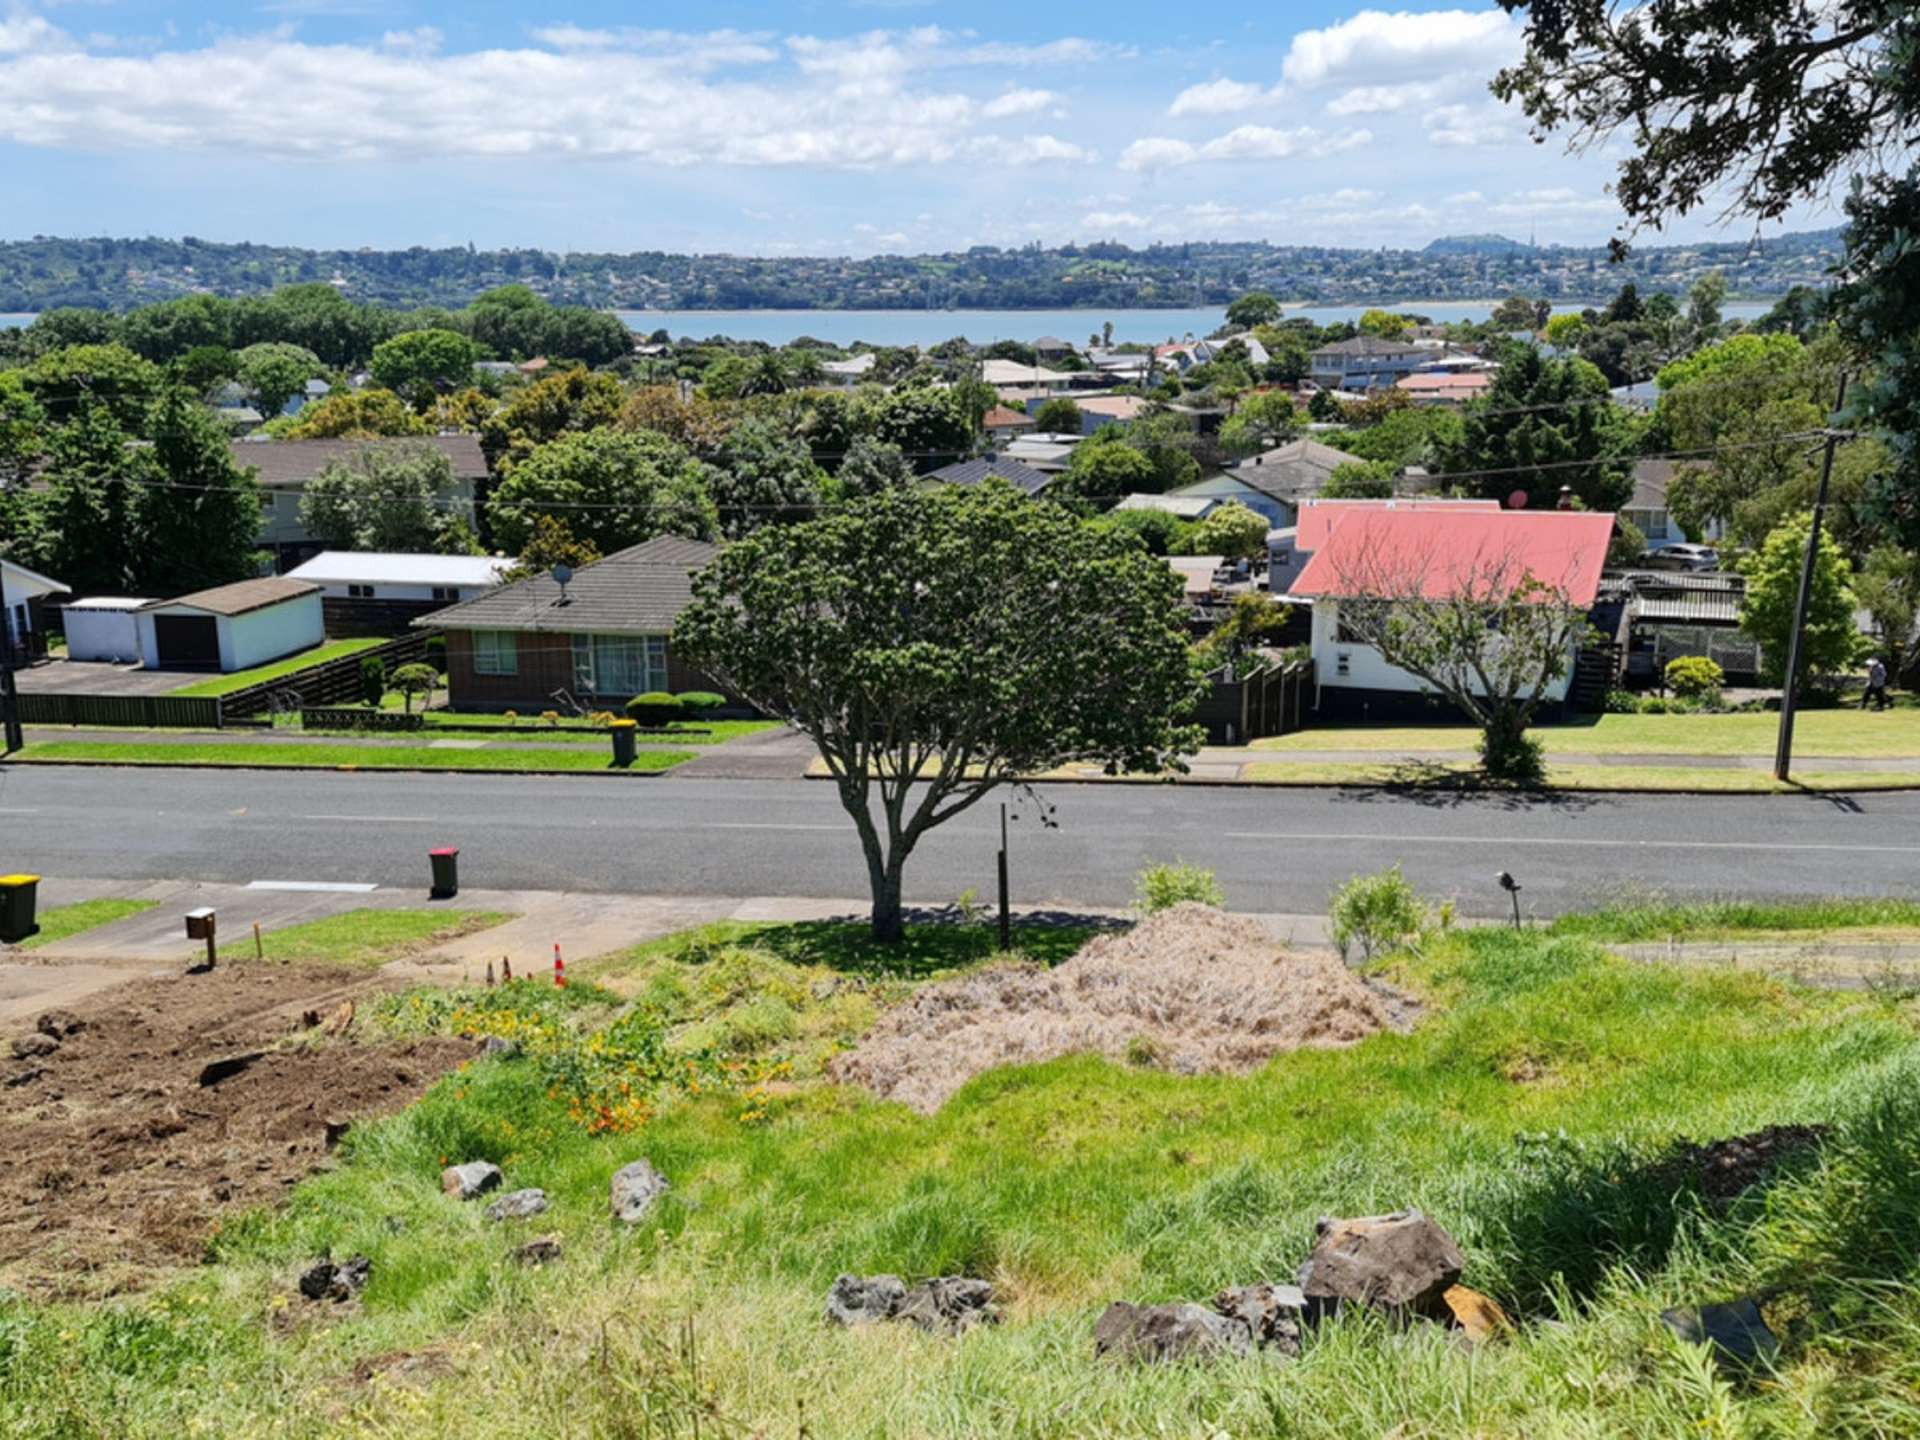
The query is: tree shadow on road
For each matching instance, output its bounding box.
[1326,760,1611,815]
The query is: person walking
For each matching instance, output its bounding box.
[1863,655,1890,711]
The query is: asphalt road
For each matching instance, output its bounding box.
[6,764,1919,919]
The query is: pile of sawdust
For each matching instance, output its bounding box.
[829,903,1394,1113]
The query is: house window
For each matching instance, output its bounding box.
[472,630,518,676]
[570,633,667,697]
[347,584,375,599]
[259,492,275,510]
[431,586,459,602]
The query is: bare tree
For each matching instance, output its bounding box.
[1326,536,1593,781]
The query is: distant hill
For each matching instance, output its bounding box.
[1424,234,1535,256]
[0,228,1847,313]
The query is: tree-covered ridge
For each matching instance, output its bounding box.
[0,228,1846,313]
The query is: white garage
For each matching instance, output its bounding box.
[135,577,325,673]
[59,597,155,663]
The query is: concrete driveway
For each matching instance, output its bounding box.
[15,660,192,696]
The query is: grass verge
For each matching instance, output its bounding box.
[223,907,513,967]
[1240,758,1920,792]
[6,740,695,773]
[7,913,1920,1435]
[12,897,159,950]
[167,638,385,698]
[1250,706,1920,759]
[408,714,781,747]
[1550,896,1920,943]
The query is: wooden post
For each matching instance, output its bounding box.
[253,921,263,960]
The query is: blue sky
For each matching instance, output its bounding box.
[0,1,1834,255]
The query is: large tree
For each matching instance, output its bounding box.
[486,428,718,555]
[674,482,1204,941]
[282,388,431,439]
[479,365,626,473]
[235,341,323,419]
[710,416,827,537]
[1739,512,1862,684]
[370,329,480,407]
[298,442,469,553]
[141,388,264,593]
[1492,0,1920,541]
[1440,345,1632,510]
[1219,390,1302,458]
[38,402,152,595]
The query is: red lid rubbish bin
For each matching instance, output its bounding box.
[428,848,460,899]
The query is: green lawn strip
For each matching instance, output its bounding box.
[1550,896,1920,943]
[598,917,1101,983]
[222,907,513,967]
[13,897,159,950]
[1251,707,1920,760]
[9,741,695,773]
[1239,759,1920,792]
[415,715,780,747]
[167,638,387,698]
[17,920,1920,1435]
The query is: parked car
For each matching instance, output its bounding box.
[1642,543,1720,572]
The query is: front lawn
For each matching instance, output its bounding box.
[168,638,386,698]
[8,740,695,773]
[12,897,159,950]
[223,907,513,966]
[1253,706,1920,759]
[9,904,1920,1435]
[1241,758,1920,792]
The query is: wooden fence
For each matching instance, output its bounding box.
[1195,660,1313,744]
[18,693,225,729]
[218,631,436,720]
[300,707,425,732]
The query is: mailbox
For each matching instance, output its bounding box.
[185,907,217,940]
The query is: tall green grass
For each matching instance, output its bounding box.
[1551,896,1920,942]
[3,925,1919,1436]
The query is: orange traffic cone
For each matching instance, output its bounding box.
[553,942,565,988]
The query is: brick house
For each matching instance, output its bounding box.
[415,536,733,713]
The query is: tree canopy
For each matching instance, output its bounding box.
[486,428,718,555]
[298,442,472,554]
[1739,512,1863,683]
[673,481,1203,941]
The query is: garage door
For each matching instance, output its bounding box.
[153,614,221,671]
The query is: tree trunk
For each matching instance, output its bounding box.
[1479,707,1542,783]
[869,860,905,944]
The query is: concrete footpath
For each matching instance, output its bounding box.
[0,875,1339,1020]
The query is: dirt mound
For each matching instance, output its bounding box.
[0,965,472,1297]
[830,904,1395,1113]
[1657,1123,1832,1201]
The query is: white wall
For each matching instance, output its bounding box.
[1312,600,1573,702]
[310,580,467,601]
[62,608,144,663]
[226,594,325,670]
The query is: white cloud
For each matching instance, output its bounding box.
[1424,101,1521,148]
[0,20,1105,168]
[1281,9,1522,88]
[1324,81,1443,116]
[982,87,1060,119]
[1167,78,1272,117]
[989,134,1095,164]
[1488,187,1619,217]
[1445,189,1485,205]
[1119,124,1369,171]
[1299,188,1383,209]
[1082,210,1148,230]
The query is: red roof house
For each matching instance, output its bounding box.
[1291,508,1615,608]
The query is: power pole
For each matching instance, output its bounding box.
[0,557,20,755]
[1773,373,1851,783]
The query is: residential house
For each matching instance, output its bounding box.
[1615,570,1760,683]
[1611,380,1660,412]
[820,353,878,388]
[1395,371,1494,407]
[1268,498,1502,594]
[1073,394,1151,434]
[232,434,489,569]
[981,405,1037,445]
[1032,336,1074,361]
[980,358,1075,400]
[1085,349,1152,384]
[133,577,325,673]
[1288,507,1615,720]
[1168,438,1368,528]
[1620,458,1724,547]
[417,535,731,713]
[0,556,70,665]
[284,551,511,636]
[1002,434,1081,474]
[925,453,1056,497]
[1309,335,1431,392]
[1114,493,1223,521]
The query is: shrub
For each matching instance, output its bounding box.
[1664,655,1725,702]
[1603,688,1640,714]
[425,634,446,674]
[389,662,438,713]
[675,690,726,719]
[1636,695,1692,715]
[1329,864,1427,962]
[1133,861,1225,914]
[625,692,683,725]
[358,656,387,708]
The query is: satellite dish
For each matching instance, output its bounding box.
[1506,488,1530,510]
[552,564,573,604]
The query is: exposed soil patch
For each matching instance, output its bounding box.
[1656,1123,1832,1202]
[0,964,472,1297]
[831,904,1402,1113]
